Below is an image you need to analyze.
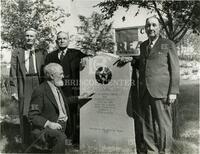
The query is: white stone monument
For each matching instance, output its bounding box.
[80,52,136,153]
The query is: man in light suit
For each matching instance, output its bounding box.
[10,28,46,145]
[138,16,180,154]
[45,31,89,145]
[28,63,93,153]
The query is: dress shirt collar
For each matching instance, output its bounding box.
[58,48,68,59]
[60,48,68,54]
[25,46,35,53]
[47,81,57,90]
[149,37,159,48]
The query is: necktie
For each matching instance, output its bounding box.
[147,41,153,56]
[29,51,35,73]
[60,50,65,61]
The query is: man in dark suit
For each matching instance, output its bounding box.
[28,63,92,153]
[118,15,180,154]
[45,31,88,145]
[10,28,46,145]
[138,16,180,154]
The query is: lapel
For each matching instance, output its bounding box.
[56,50,60,62]
[61,49,71,62]
[49,49,60,63]
[148,37,162,56]
[35,50,42,76]
[145,40,150,58]
[17,48,26,80]
[59,88,68,106]
[44,82,58,109]
[59,88,70,115]
[61,50,72,76]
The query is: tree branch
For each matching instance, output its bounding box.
[152,1,171,39]
[167,9,174,37]
[172,4,195,40]
[174,27,188,44]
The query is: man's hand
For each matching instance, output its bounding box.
[113,57,133,67]
[80,58,87,70]
[120,57,133,63]
[78,92,95,100]
[45,121,62,130]
[168,94,177,104]
[12,93,19,101]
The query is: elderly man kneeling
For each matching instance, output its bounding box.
[28,63,93,153]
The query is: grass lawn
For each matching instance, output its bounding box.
[0,79,199,153]
[171,79,199,154]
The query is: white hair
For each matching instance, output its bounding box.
[25,28,37,35]
[44,63,62,80]
[56,31,69,39]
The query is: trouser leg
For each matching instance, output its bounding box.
[135,116,146,154]
[152,98,172,154]
[45,128,67,154]
[141,90,173,154]
[141,91,158,154]
[71,105,79,145]
[134,97,146,154]
[19,102,30,146]
[19,113,24,143]
[23,116,31,145]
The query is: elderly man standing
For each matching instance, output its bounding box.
[10,28,46,145]
[45,31,89,145]
[118,15,180,154]
[28,63,93,153]
[137,16,180,154]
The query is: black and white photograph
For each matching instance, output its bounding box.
[0,0,199,153]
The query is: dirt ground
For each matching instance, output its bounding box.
[0,79,199,154]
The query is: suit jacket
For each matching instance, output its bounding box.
[45,48,86,97]
[28,81,78,137]
[10,47,46,111]
[139,37,180,99]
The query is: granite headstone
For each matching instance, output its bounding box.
[80,52,136,153]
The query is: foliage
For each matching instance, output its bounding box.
[176,30,200,61]
[1,0,67,50]
[76,12,115,54]
[96,1,200,44]
[182,32,200,54]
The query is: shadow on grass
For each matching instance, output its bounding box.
[0,122,23,153]
[172,79,199,154]
[178,80,199,141]
[0,92,24,153]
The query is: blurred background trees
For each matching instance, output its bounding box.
[76,12,114,55]
[1,0,68,50]
[1,0,69,116]
[96,1,200,44]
